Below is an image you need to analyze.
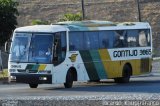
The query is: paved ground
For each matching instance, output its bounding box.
[0,74,160,97]
[1,74,160,106]
[0,61,160,105]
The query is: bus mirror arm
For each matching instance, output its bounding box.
[5,40,11,53]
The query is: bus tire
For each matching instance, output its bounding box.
[114,78,122,83]
[29,84,38,88]
[114,64,131,83]
[64,70,73,88]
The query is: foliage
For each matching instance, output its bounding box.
[31,19,50,25]
[153,49,160,57]
[0,0,19,46]
[60,13,82,21]
[0,69,8,78]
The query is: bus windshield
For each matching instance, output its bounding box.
[10,33,54,63]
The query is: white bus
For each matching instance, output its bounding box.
[7,21,152,88]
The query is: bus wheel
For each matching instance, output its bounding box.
[114,65,131,83]
[114,78,122,83]
[64,70,73,88]
[29,84,38,88]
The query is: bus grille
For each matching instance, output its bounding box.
[17,69,38,73]
[17,69,26,73]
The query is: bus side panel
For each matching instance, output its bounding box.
[98,49,121,78]
[126,58,152,76]
[99,48,152,78]
[70,51,90,81]
[52,64,68,84]
[112,58,152,77]
[53,51,90,84]
[79,50,100,81]
[79,49,122,80]
[76,52,90,81]
[133,59,141,75]
[89,50,107,79]
[79,49,123,80]
[59,49,152,83]
[121,60,139,75]
[123,58,151,76]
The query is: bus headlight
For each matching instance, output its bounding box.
[10,76,16,80]
[39,77,47,81]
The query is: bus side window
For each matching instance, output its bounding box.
[99,31,115,49]
[139,30,148,47]
[114,31,124,48]
[69,32,83,51]
[147,31,151,46]
[102,39,109,48]
[127,30,138,47]
[69,45,76,51]
[114,30,128,48]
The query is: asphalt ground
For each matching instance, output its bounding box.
[0,61,160,106]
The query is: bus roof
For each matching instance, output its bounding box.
[15,20,151,33]
[15,25,66,33]
[58,20,151,31]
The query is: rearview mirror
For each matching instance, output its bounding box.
[5,40,11,53]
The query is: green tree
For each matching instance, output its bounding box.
[31,19,50,25]
[60,13,82,21]
[0,0,19,46]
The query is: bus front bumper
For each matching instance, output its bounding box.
[9,73,52,84]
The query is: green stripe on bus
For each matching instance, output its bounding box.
[26,64,34,70]
[26,64,40,70]
[32,64,40,70]
[89,50,107,79]
[79,50,100,81]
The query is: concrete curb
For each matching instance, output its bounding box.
[1,94,160,106]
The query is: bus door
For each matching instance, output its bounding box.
[53,32,66,66]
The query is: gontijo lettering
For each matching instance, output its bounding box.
[113,50,138,57]
[113,49,151,58]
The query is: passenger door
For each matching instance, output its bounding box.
[53,32,67,66]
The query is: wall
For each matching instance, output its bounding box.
[16,0,160,56]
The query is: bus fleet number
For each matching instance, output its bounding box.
[139,49,151,55]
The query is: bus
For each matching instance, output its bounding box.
[7,20,152,88]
